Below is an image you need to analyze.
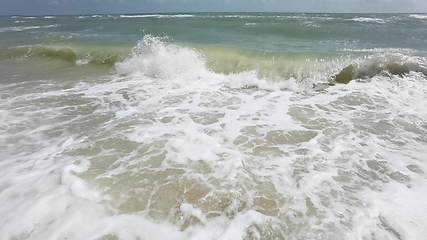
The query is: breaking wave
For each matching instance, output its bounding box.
[115,35,427,89]
[1,43,133,66]
[2,35,426,90]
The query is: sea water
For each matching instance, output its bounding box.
[0,13,427,240]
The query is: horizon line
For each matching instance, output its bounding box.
[1,11,427,17]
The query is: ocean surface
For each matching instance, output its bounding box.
[1,12,427,240]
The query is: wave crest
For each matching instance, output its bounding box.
[1,44,132,66]
[333,57,427,84]
[115,35,211,81]
[114,35,427,91]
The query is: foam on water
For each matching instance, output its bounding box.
[409,14,427,20]
[351,17,386,24]
[119,14,195,19]
[0,24,58,33]
[115,35,213,84]
[1,35,427,240]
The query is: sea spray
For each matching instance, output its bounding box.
[115,35,211,82]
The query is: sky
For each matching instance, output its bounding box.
[1,0,427,15]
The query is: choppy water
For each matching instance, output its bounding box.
[1,13,427,240]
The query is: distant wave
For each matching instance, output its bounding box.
[409,14,427,19]
[11,16,37,19]
[119,14,195,19]
[351,17,386,23]
[0,24,58,33]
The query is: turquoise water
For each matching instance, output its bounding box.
[1,13,427,83]
[1,13,427,240]
[2,13,427,51]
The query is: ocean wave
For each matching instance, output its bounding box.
[0,26,41,32]
[119,14,157,18]
[75,15,105,19]
[409,14,427,19]
[351,17,386,24]
[341,48,418,55]
[0,24,59,33]
[119,14,195,19]
[1,43,132,66]
[2,35,426,91]
[215,14,265,19]
[332,60,427,84]
[1,14,427,240]
[114,35,427,91]
[11,16,37,19]
[115,35,210,81]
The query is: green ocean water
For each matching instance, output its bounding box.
[1,13,427,240]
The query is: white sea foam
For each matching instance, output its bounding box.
[12,16,37,19]
[115,35,316,91]
[409,14,427,19]
[351,17,386,23]
[1,34,427,240]
[218,15,263,19]
[341,47,417,54]
[115,35,215,86]
[119,14,195,19]
[120,14,158,18]
[0,24,58,33]
[0,25,40,32]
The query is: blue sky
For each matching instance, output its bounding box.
[1,0,427,15]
